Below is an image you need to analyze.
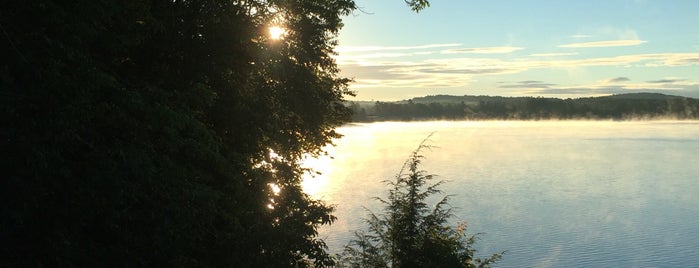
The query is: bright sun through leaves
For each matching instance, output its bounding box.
[268,26,286,40]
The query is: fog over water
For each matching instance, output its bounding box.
[302,121,699,267]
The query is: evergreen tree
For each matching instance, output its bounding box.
[338,137,504,267]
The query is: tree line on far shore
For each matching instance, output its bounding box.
[349,93,699,121]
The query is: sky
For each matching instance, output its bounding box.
[334,0,699,101]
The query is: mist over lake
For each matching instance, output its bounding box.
[303,121,699,267]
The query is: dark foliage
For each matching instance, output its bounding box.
[349,93,699,121]
[405,0,431,12]
[1,0,361,266]
[337,138,503,267]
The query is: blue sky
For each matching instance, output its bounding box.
[335,0,699,101]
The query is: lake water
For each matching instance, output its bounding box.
[302,121,699,267]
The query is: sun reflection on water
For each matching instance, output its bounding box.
[301,147,335,199]
[305,120,699,267]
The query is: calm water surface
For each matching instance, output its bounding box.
[302,121,699,267]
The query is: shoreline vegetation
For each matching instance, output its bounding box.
[337,137,504,267]
[347,93,699,122]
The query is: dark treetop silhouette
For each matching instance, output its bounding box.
[1,0,430,266]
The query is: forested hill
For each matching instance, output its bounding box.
[348,93,699,121]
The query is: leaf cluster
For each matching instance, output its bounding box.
[405,0,431,13]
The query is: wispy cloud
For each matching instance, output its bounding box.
[559,39,646,48]
[441,46,524,54]
[607,77,630,83]
[499,80,557,89]
[336,45,525,62]
[647,78,686,84]
[529,52,579,57]
[336,51,437,60]
[546,53,699,68]
[339,52,699,96]
[570,34,593,39]
[512,78,699,98]
[336,43,460,53]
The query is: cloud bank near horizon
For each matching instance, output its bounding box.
[335,42,699,99]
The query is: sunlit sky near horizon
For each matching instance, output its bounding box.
[335,0,699,101]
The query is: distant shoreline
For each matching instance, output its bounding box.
[346,92,699,122]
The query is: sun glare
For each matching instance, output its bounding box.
[268,26,285,40]
[301,152,334,198]
[269,183,281,195]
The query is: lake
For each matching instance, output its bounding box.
[302,121,699,267]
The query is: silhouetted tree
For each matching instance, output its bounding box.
[337,137,504,267]
[1,0,367,266]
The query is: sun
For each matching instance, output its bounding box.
[268,26,286,40]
